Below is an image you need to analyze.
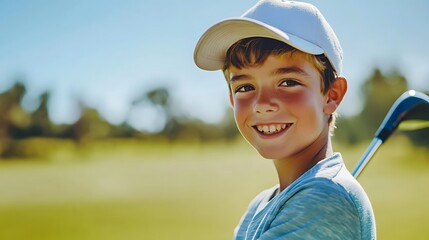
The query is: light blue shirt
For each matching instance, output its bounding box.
[234,153,376,240]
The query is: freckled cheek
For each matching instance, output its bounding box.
[280,92,323,125]
[282,92,326,133]
[232,97,252,124]
[278,92,313,110]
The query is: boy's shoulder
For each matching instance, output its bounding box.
[290,153,369,204]
[267,154,375,239]
[250,153,363,213]
[236,154,376,239]
[239,155,376,239]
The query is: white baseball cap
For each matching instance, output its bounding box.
[194,0,343,75]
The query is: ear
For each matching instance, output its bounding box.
[229,93,234,107]
[323,76,347,115]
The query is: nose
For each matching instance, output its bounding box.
[253,89,279,114]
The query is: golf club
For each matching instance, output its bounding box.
[352,90,429,178]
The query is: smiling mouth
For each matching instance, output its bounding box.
[253,123,293,135]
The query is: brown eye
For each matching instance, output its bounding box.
[280,79,300,87]
[236,85,255,93]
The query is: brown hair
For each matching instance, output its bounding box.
[223,37,338,134]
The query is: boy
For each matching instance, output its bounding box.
[194,0,376,239]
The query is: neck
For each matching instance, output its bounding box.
[273,127,333,192]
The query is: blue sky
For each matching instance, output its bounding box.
[1,0,428,131]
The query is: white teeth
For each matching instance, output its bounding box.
[255,123,291,134]
[263,125,269,132]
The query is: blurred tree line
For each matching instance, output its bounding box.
[335,68,429,146]
[0,67,428,158]
[0,80,238,158]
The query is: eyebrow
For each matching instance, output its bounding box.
[229,66,310,83]
[230,74,248,83]
[272,66,310,77]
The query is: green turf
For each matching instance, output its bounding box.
[0,137,428,239]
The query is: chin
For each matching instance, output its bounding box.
[256,148,286,160]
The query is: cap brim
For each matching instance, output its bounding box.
[194,18,324,71]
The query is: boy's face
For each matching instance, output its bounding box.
[228,54,332,160]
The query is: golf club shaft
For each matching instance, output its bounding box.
[352,138,383,178]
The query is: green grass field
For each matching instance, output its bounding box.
[0,137,428,239]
